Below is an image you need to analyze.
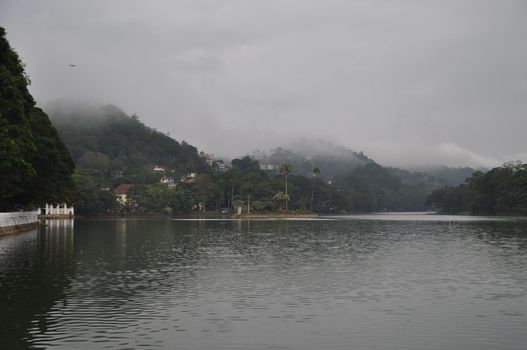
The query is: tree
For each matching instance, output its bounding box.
[280,164,292,210]
[231,156,260,173]
[194,174,213,213]
[240,172,263,214]
[0,27,75,210]
[73,173,117,214]
[220,170,238,211]
[426,162,527,215]
[310,166,320,211]
[273,191,290,210]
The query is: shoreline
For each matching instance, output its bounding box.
[0,222,39,236]
[72,212,320,220]
[232,212,319,219]
[44,211,527,221]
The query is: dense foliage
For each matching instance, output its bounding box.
[49,103,210,184]
[207,158,349,214]
[49,103,484,215]
[0,27,75,210]
[47,103,211,214]
[333,163,431,212]
[427,161,527,215]
[253,143,477,212]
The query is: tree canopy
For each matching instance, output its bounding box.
[44,102,212,215]
[0,27,75,210]
[427,162,527,215]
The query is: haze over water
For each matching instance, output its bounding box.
[1,215,527,349]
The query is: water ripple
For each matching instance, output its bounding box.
[0,216,526,349]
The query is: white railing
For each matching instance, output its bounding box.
[43,203,74,216]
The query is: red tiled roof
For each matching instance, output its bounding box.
[114,184,134,194]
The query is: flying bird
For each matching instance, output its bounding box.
[68,64,76,67]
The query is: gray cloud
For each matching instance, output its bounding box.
[1,0,526,168]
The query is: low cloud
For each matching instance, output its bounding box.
[437,143,499,169]
[1,0,526,167]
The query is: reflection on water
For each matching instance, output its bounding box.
[1,215,527,349]
[0,219,75,349]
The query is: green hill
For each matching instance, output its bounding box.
[427,161,527,215]
[0,27,75,211]
[46,102,210,214]
[48,102,210,185]
[254,139,373,180]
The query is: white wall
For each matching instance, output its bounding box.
[0,211,39,228]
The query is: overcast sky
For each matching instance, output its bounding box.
[1,0,526,168]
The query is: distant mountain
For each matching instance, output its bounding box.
[252,139,476,186]
[247,140,483,212]
[413,166,479,186]
[253,139,373,180]
[47,101,209,184]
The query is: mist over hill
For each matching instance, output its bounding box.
[251,139,373,181]
[47,101,209,180]
[43,100,485,214]
[43,99,489,190]
[409,166,482,187]
[249,139,476,187]
[46,101,211,213]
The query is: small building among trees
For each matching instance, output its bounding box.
[114,184,134,205]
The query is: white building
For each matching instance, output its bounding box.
[114,184,135,205]
[260,164,278,171]
[180,172,197,184]
[214,160,228,173]
[160,176,177,187]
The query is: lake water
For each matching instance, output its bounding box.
[1,214,527,349]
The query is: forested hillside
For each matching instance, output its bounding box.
[250,142,478,212]
[46,101,481,215]
[46,102,210,213]
[254,140,373,180]
[427,161,527,215]
[48,102,209,183]
[0,27,75,210]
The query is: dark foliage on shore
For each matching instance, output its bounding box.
[334,163,431,212]
[427,161,527,215]
[253,144,477,212]
[0,27,75,211]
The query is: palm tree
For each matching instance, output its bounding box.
[280,164,292,211]
[241,181,254,214]
[311,167,320,211]
[240,172,260,214]
[273,191,290,210]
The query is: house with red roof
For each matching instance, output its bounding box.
[114,184,134,205]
